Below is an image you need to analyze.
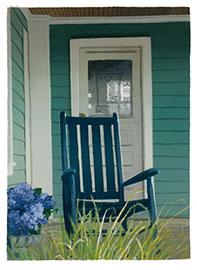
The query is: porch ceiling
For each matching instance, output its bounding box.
[29,7,190,17]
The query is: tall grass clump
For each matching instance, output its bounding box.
[8,198,189,260]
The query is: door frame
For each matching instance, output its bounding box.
[70,37,153,170]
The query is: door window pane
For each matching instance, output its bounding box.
[88,60,133,117]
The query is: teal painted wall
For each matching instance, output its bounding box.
[8,8,28,187]
[50,22,190,217]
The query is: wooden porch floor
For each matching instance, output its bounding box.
[42,217,190,259]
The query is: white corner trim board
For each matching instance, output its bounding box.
[28,20,53,195]
[23,29,32,186]
[70,37,153,170]
[7,8,16,176]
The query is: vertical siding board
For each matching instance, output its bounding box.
[50,22,190,217]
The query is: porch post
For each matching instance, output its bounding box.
[28,20,53,195]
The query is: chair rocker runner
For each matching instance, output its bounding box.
[60,112,159,235]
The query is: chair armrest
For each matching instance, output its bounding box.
[122,168,159,187]
[61,168,76,185]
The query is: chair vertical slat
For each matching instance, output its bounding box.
[80,124,92,198]
[68,123,80,195]
[60,112,68,171]
[92,124,104,198]
[103,124,116,194]
[113,113,124,203]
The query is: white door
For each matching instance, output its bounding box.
[78,48,143,200]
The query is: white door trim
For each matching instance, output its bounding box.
[70,37,153,170]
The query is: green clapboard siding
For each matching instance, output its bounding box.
[50,21,190,217]
[8,8,28,187]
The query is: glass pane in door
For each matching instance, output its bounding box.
[88,60,133,117]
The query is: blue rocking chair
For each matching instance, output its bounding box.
[60,112,159,235]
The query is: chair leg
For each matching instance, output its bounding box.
[69,174,77,232]
[63,200,73,236]
[147,176,157,238]
[122,219,128,231]
[62,175,76,236]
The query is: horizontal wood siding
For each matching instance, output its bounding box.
[8,8,28,187]
[50,22,190,216]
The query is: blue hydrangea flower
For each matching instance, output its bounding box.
[22,203,47,231]
[7,182,56,236]
[39,193,55,209]
[7,209,29,236]
[7,183,37,210]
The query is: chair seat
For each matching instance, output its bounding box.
[77,198,150,220]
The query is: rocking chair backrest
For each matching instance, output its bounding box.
[60,112,124,203]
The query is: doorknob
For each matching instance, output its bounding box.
[79,112,86,117]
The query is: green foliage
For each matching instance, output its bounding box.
[33,188,42,196]
[8,199,189,260]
